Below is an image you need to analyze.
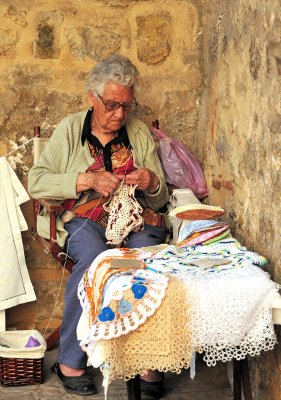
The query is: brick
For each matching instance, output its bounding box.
[0,28,18,56]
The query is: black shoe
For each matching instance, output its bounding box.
[54,363,97,396]
[140,374,164,399]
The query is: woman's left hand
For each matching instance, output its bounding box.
[116,168,159,191]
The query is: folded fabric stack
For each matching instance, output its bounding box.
[169,204,229,247]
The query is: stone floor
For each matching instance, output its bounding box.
[0,348,234,400]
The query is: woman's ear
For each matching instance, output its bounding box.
[88,91,95,107]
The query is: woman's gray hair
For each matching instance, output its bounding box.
[87,54,138,96]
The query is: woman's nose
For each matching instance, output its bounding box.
[114,105,126,118]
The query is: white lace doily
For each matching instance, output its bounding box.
[80,269,168,346]
[78,248,169,352]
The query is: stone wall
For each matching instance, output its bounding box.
[197,1,281,399]
[0,0,280,398]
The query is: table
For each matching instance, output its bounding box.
[77,243,281,400]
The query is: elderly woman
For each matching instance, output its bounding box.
[28,54,169,397]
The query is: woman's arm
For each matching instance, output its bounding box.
[28,119,80,200]
[126,119,169,210]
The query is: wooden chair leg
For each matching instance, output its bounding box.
[233,359,242,400]
[46,326,60,351]
[126,375,141,400]
[233,357,253,400]
[241,358,253,400]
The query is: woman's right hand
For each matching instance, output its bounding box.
[76,171,122,197]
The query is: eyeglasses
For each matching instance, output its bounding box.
[96,93,138,113]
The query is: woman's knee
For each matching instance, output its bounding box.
[71,244,108,273]
[65,220,108,265]
[127,225,167,248]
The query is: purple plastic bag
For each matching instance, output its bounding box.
[25,336,41,348]
[151,127,208,199]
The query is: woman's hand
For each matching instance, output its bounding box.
[76,171,122,197]
[117,168,159,192]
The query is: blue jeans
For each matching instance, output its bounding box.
[57,218,167,369]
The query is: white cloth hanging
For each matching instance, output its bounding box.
[0,157,36,311]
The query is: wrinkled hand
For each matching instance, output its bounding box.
[77,171,122,197]
[117,168,159,191]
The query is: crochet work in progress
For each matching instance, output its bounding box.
[104,182,144,245]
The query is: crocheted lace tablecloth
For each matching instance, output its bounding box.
[145,239,279,366]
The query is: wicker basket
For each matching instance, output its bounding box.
[0,330,46,386]
[0,356,43,386]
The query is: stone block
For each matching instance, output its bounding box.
[0,28,18,56]
[136,14,171,65]
[3,5,28,27]
[95,0,150,5]
[33,10,63,59]
[240,140,257,175]
[65,11,130,61]
[67,26,122,61]
[215,131,230,160]
[158,90,199,145]
[268,41,281,75]
[5,64,50,88]
[249,37,261,80]
[269,116,281,135]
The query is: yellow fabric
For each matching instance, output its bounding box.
[96,278,192,384]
